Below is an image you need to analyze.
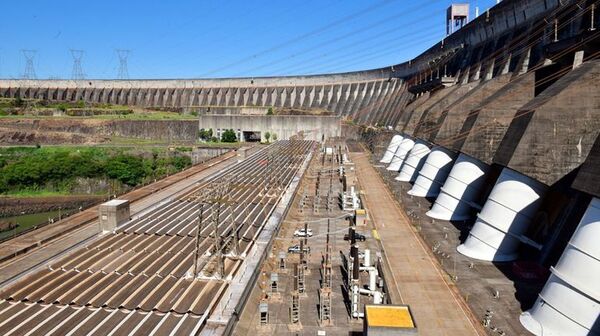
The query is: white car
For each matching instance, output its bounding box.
[288,245,311,254]
[293,228,313,237]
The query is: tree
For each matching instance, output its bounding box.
[272,133,278,141]
[221,129,237,143]
[266,107,274,115]
[264,131,271,143]
[105,154,147,186]
[170,155,192,170]
[198,128,213,142]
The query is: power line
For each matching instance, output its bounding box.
[274,26,442,76]
[197,0,399,77]
[70,49,85,80]
[21,49,37,80]
[230,0,447,77]
[116,49,130,79]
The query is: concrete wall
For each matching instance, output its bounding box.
[199,115,341,142]
[0,78,405,127]
[0,118,199,144]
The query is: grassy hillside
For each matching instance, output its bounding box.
[0,146,192,196]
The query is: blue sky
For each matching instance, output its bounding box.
[0,0,499,79]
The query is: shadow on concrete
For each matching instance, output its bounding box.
[492,262,547,311]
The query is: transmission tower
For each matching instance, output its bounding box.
[21,49,37,79]
[70,49,85,80]
[116,49,130,79]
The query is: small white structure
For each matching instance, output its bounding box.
[396,140,431,182]
[408,146,455,198]
[387,137,415,172]
[380,134,404,164]
[520,197,600,336]
[341,186,361,211]
[98,199,130,232]
[426,153,488,221]
[457,168,547,261]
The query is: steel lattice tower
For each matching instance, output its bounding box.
[116,49,130,79]
[21,49,37,80]
[70,49,85,80]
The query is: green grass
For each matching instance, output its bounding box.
[195,141,241,148]
[109,137,173,145]
[91,111,197,120]
[0,190,74,197]
[0,111,198,120]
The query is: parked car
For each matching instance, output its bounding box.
[293,228,313,237]
[287,245,311,254]
[344,232,366,241]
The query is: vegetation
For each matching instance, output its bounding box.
[266,107,274,115]
[198,128,213,142]
[14,96,24,107]
[272,133,278,141]
[0,147,193,195]
[264,131,271,143]
[221,129,237,142]
[0,98,196,120]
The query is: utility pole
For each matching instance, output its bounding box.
[70,49,85,80]
[212,199,225,279]
[116,49,130,79]
[229,203,240,258]
[193,203,205,277]
[21,49,37,79]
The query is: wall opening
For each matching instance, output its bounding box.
[243,131,261,142]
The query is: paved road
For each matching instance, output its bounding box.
[350,151,482,336]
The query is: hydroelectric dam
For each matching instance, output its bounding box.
[0,0,599,335]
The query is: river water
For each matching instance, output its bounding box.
[0,209,74,240]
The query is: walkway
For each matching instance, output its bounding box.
[350,151,482,336]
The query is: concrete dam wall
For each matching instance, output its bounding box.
[2,0,600,334]
[370,0,600,334]
[0,76,406,127]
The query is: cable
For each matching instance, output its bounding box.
[230,0,447,77]
[197,0,401,77]
[274,26,444,76]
